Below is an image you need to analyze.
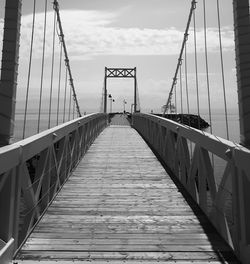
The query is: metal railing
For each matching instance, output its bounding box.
[0,113,107,261]
[133,113,250,264]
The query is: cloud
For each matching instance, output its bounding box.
[13,10,234,61]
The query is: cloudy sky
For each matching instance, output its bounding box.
[0,0,238,115]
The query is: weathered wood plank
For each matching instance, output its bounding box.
[16,126,239,263]
[17,250,237,262]
[15,261,240,264]
[22,244,231,252]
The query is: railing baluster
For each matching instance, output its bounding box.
[198,148,208,212]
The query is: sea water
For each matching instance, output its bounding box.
[13,111,75,142]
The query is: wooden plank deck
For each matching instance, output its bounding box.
[109,113,130,126]
[16,126,239,263]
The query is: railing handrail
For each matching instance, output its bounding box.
[0,113,103,175]
[137,113,247,158]
[136,113,250,176]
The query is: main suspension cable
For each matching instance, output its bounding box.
[163,0,197,115]
[53,0,82,117]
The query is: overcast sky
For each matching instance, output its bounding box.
[0,0,238,115]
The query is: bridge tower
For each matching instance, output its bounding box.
[103,67,138,113]
[0,0,22,146]
[233,0,250,148]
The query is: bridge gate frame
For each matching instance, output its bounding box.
[103,67,137,113]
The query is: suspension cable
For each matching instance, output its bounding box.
[184,44,191,119]
[184,43,193,154]
[37,0,48,133]
[63,67,67,123]
[23,0,36,139]
[203,0,213,134]
[56,42,63,126]
[53,0,82,117]
[193,10,201,129]
[179,61,184,123]
[202,0,215,169]
[68,84,72,121]
[163,0,197,115]
[216,0,229,140]
[73,100,75,119]
[48,10,56,129]
[174,83,177,114]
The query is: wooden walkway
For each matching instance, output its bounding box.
[16,126,239,263]
[109,113,130,126]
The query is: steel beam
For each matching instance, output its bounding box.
[106,68,136,78]
[0,0,22,146]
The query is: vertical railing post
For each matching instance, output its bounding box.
[0,0,22,147]
[233,0,250,148]
[0,170,17,243]
[236,166,250,263]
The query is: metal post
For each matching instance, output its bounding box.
[233,0,250,148]
[104,68,107,113]
[108,94,112,113]
[0,0,22,146]
[134,67,137,113]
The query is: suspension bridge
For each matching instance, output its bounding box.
[0,0,250,263]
